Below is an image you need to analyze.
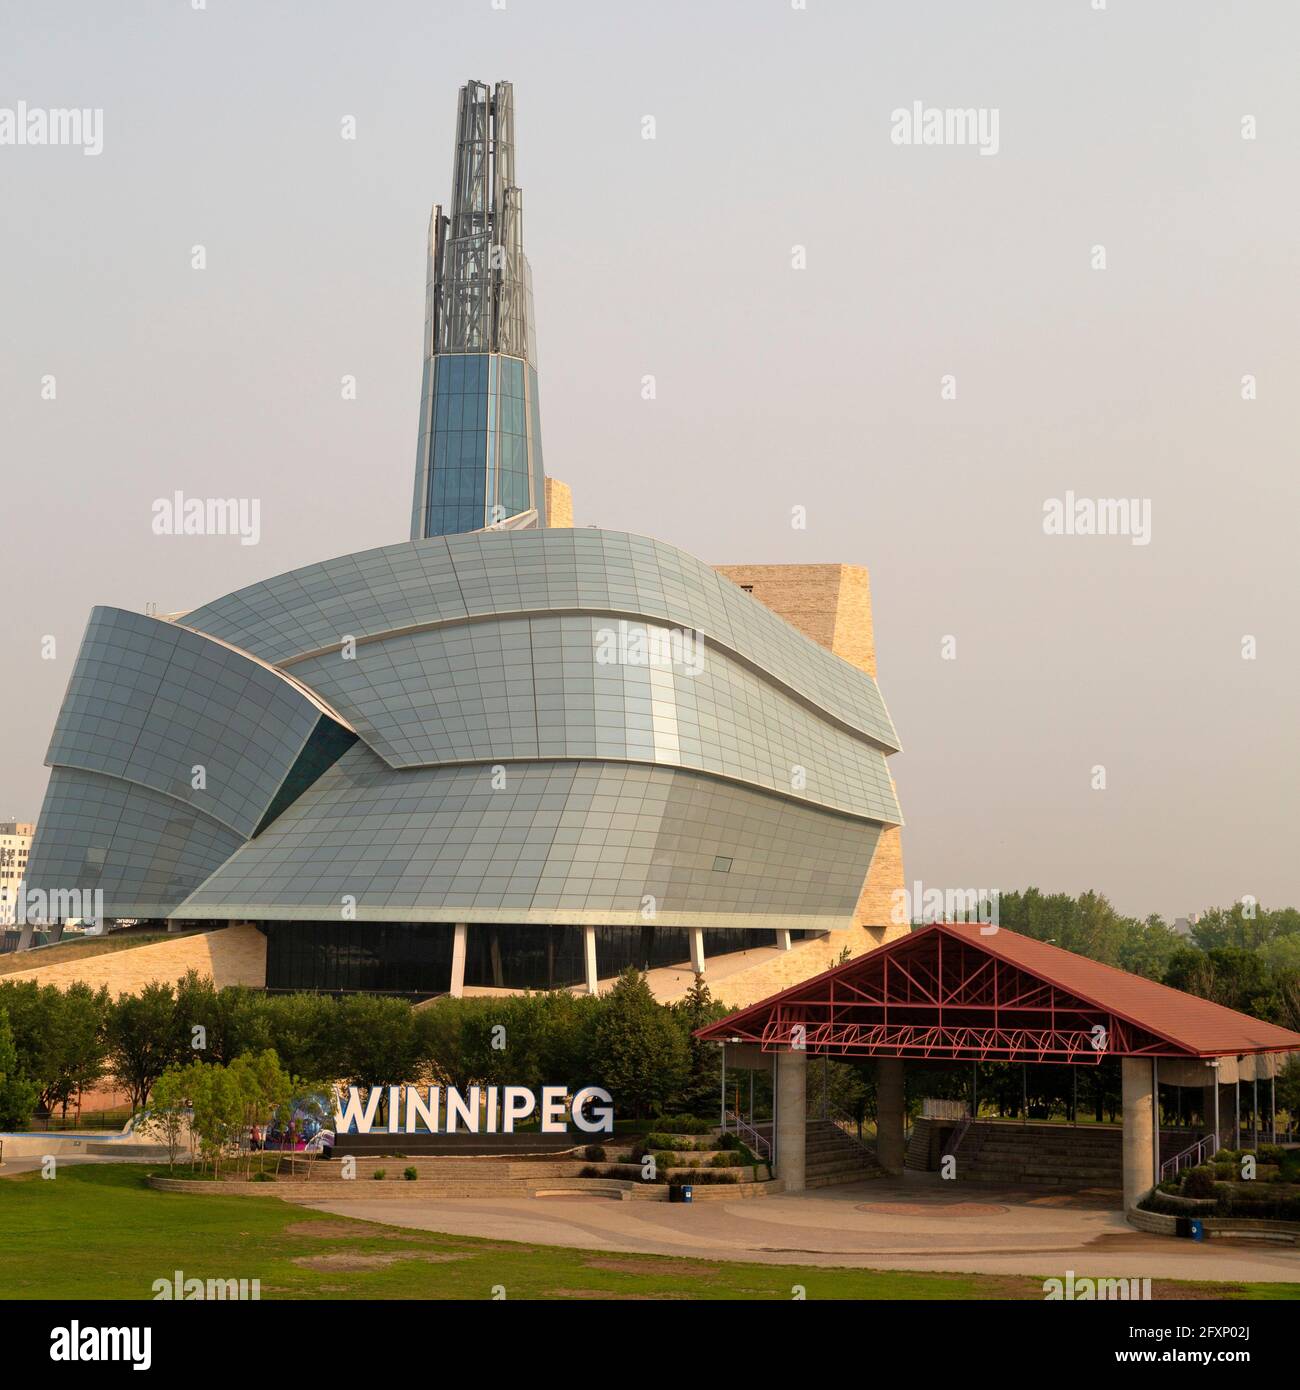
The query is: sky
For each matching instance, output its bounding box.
[2,0,1297,921]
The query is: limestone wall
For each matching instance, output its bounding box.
[2,923,266,996]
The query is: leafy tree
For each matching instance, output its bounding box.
[263,992,343,1081]
[336,993,420,1125]
[0,1008,39,1130]
[106,981,185,1113]
[671,973,727,1117]
[141,1067,189,1171]
[44,983,111,1119]
[589,967,687,1118]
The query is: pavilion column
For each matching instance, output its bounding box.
[689,927,706,976]
[775,1050,807,1193]
[876,1057,906,1174]
[1122,1057,1156,1211]
[1202,1082,1220,1149]
[583,925,599,995]
[449,923,467,998]
[16,924,34,951]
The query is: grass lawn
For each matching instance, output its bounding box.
[2,1164,1298,1301]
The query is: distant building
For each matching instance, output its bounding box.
[1172,913,1200,940]
[0,821,35,926]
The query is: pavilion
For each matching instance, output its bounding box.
[696,922,1300,1209]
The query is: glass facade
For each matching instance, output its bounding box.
[263,921,811,995]
[264,921,454,996]
[421,354,541,537]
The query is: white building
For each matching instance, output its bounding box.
[0,821,35,926]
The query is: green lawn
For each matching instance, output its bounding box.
[1,1165,1297,1301]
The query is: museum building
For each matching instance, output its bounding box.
[21,80,908,1007]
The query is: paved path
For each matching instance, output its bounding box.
[301,1172,1300,1287]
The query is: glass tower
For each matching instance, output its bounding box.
[410,80,547,539]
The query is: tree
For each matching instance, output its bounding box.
[336,994,420,1126]
[142,1067,189,1171]
[106,981,184,1113]
[589,967,687,1118]
[44,984,111,1119]
[0,1007,39,1130]
[671,973,727,1117]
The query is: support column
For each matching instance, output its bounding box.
[48,921,65,944]
[776,929,792,951]
[1202,1082,1219,1149]
[16,924,33,951]
[689,927,705,976]
[583,925,598,996]
[775,1049,807,1193]
[449,923,467,998]
[1122,1057,1155,1211]
[876,1057,906,1174]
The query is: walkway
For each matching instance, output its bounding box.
[301,1170,1300,1286]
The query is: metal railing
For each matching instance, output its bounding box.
[1159,1131,1217,1182]
[941,1115,972,1159]
[722,1110,771,1161]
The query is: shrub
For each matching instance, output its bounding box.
[403,1166,418,1181]
[651,1114,713,1135]
[710,1151,744,1168]
[583,1145,606,1162]
[372,1168,387,1180]
[579,1165,602,1178]
[250,1171,275,1183]
[1184,1167,1217,1199]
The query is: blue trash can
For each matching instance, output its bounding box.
[681,1184,693,1203]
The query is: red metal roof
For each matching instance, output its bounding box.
[697,922,1300,1060]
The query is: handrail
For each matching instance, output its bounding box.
[722,1110,771,1161]
[942,1115,972,1158]
[1159,1131,1216,1182]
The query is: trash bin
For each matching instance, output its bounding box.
[681,1184,693,1204]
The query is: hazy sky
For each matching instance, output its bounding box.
[3,1,1297,921]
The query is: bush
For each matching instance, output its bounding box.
[1184,1167,1217,1198]
[710,1152,744,1168]
[372,1168,387,1180]
[666,1169,741,1186]
[403,1166,418,1181]
[583,1145,606,1162]
[250,1171,275,1183]
[579,1165,602,1178]
[651,1114,714,1135]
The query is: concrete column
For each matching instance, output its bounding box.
[449,923,467,998]
[876,1057,906,1174]
[48,921,65,944]
[1122,1057,1156,1211]
[775,1049,807,1193]
[689,927,705,975]
[583,925,598,995]
[776,929,792,951]
[16,924,34,951]
[1202,1083,1219,1149]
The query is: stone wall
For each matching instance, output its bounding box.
[2,923,266,996]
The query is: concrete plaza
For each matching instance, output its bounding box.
[301,1171,1300,1287]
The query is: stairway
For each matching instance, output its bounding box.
[914,1120,1123,1187]
[753,1119,886,1188]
